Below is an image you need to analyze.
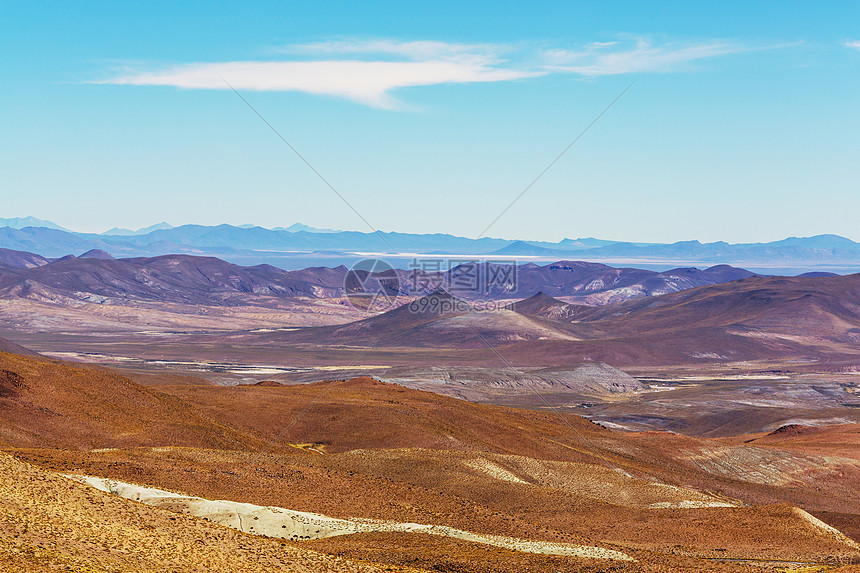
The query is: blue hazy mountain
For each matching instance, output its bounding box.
[0,227,120,257]
[101,222,174,236]
[556,237,628,249]
[763,234,860,250]
[0,217,68,231]
[0,223,858,272]
[573,237,860,260]
[491,240,573,256]
[274,223,342,233]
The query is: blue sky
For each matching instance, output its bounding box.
[2,1,859,242]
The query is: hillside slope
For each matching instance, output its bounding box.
[0,351,264,450]
[0,452,413,573]
[0,337,38,356]
[1,351,859,570]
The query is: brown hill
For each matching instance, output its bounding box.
[161,376,610,458]
[159,376,860,525]
[0,351,263,450]
[10,370,860,571]
[514,274,860,334]
[568,274,860,336]
[734,423,860,460]
[512,291,591,321]
[2,355,860,570]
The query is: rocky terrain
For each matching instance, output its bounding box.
[2,349,860,571]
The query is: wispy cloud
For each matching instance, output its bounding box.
[96,38,754,108]
[544,39,745,76]
[287,39,510,63]
[98,40,533,109]
[101,60,535,109]
[846,40,860,50]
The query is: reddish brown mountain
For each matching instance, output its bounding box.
[163,376,610,457]
[0,351,263,450]
[2,349,860,570]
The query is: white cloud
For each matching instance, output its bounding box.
[96,38,753,108]
[98,41,535,109]
[100,60,536,109]
[544,39,745,76]
[846,41,860,50]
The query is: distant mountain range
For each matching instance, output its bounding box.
[0,248,759,308]
[102,221,341,236]
[0,217,859,273]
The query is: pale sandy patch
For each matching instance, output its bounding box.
[67,474,635,561]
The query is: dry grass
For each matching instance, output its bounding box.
[0,452,418,573]
[2,351,860,571]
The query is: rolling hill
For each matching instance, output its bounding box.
[1,348,858,571]
[266,290,583,348]
[0,350,264,450]
[0,254,347,306]
[552,273,860,341]
[479,260,754,303]
[0,249,757,309]
[0,251,769,335]
[266,273,860,367]
[0,247,51,270]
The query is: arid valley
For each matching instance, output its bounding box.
[4,3,860,570]
[1,243,860,572]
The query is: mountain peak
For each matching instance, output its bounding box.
[0,217,68,231]
[102,222,173,236]
[274,223,342,234]
[512,291,567,315]
[79,249,114,260]
[525,290,560,303]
